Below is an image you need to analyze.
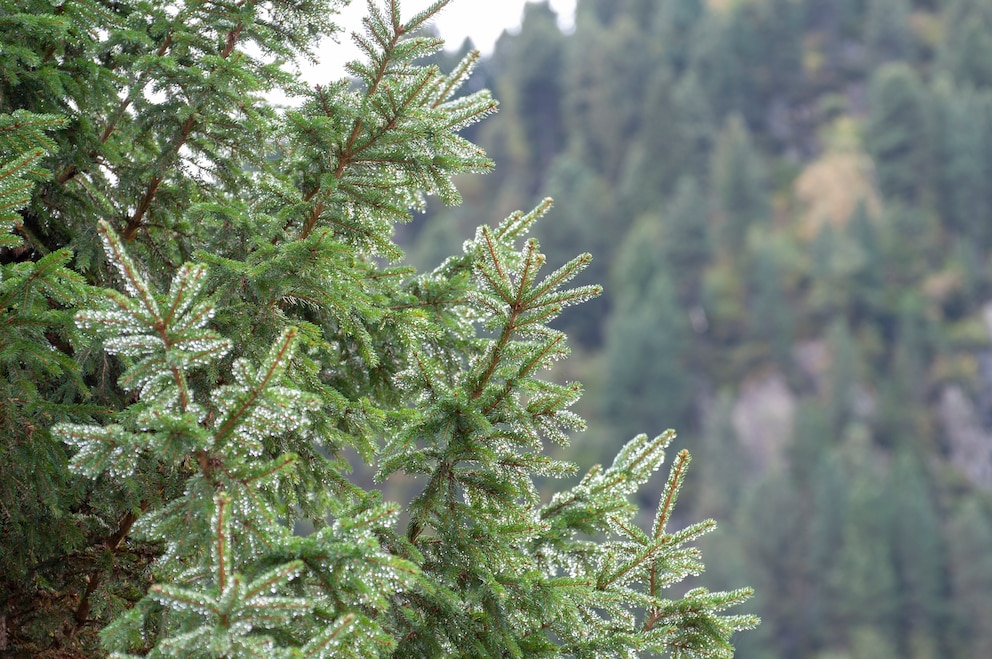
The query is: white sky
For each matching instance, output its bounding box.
[303,0,576,82]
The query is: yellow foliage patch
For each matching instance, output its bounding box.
[793,150,880,239]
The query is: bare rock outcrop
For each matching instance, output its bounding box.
[938,385,992,489]
[732,372,796,473]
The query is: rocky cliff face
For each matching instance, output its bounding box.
[936,304,992,490]
[731,372,795,474]
[938,386,992,490]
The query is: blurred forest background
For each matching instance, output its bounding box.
[396,0,992,657]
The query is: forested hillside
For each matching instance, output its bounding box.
[406,0,992,657]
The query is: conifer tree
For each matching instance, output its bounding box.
[710,115,769,253]
[658,176,712,309]
[652,0,704,75]
[934,85,992,249]
[603,219,693,443]
[497,1,565,177]
[947,497,992,658]
[617,67,683,214]
[865,63,932,204]
[865,0,915,68]
[887,449,945,657]
[0,0,755,656]
[939,0,992,89]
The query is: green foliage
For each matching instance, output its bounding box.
[0,107,90,593]
[947,496,992,658]
[406,1,992,657]
[0,110,64,245]
[494,2,566,177]
[658,176,713,308]
[710,115,770,252]
[603,219,693,441]
[745,239,796,364]
[653,0,705,74]
[563,9,654,179]
[933,82,992,248]
[865,63,932,203]
[865,0,915,67]
[939,0,992,87]
[0,0,755,656]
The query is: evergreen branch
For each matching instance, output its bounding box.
[96,221,161,325]
[495,198,553,241]
[213,326,298,442]
[215,493,232,595]
[90,222,235,410]
[300,612,356,657]
[121,16,250,241]
[483,334,565,416]
[149,583,220,618]
[71,507,141,631]
[239,452,299,486]
[0,150,45,189]
[471,324,514,400]
[438,93,498,133]
[61,424,139,478]
[431,49,481,108]
[301,54,438,240]
[614,432,673,486]
[352,68,437,157]
[402,0,452,33]
[299,1,408,241]
[607,515,650,546]
[511,304,563,331]
[653,449,691,540]
[522,253,595,306]
[0,111,65,250]
[516,238,541,304]
[243,561,305,602]
[465,221,559,401]
[597,534,674,591]
[480,225,509,286]
[56,26,178,186]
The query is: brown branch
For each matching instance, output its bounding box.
[469,229,528,401]
[121,175,163,241]
[213,327,297,442]
[120,16,242,242]
[646,449,691,622]
[653,449,689,540]
[221,22,244,59]
[215,495,229,593]
[482,334,564,416]
[57,33,176,186]
[431,49,480,109]
[39,3,68,65]
[70,504,144,634]
[298,20,417,241]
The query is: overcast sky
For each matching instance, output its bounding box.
[303,0,576,82]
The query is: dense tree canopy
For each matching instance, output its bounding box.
[410,1,992,657]
[0,0,757,656]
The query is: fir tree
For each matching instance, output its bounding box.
[865,0,915,68]
[865,63,932,204]
[710,115,770,254]
[0,0,755,656]
[652,0,704,75]
[934,83,992,249]
[947,496,992,658]
[939,0,992,89]
[603,216,694,442]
